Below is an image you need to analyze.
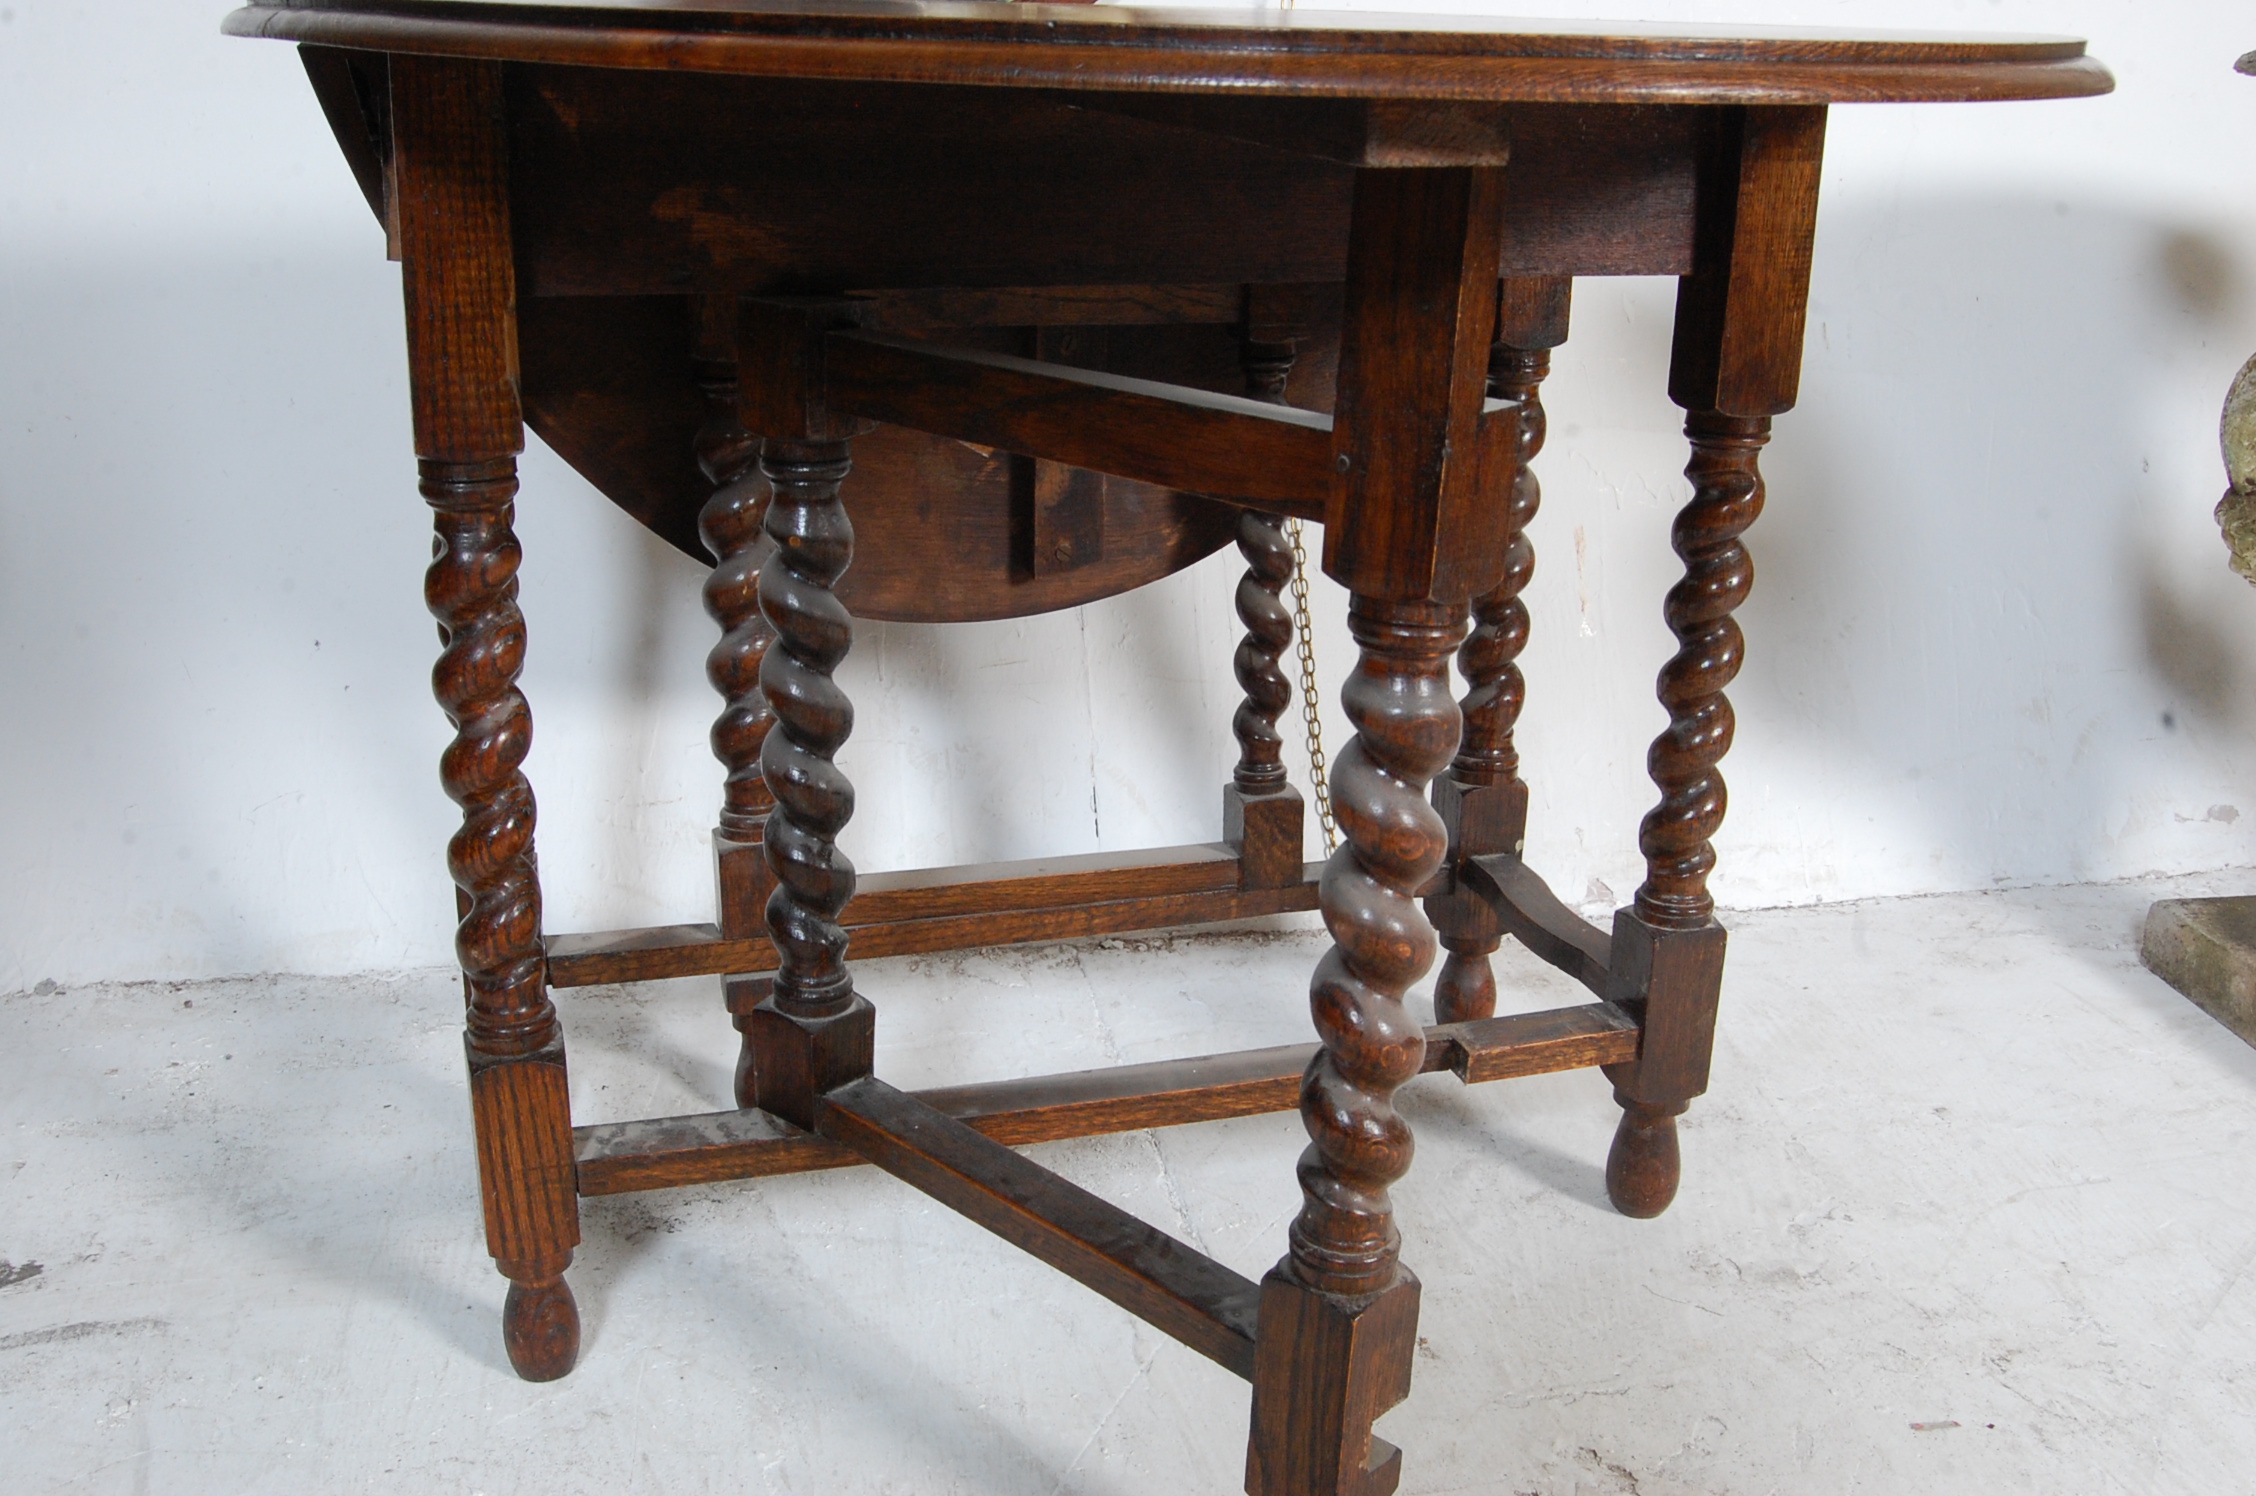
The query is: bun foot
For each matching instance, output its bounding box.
[503,1275,581,1381]
[1433,938,1499,1023]
[1605,1096,1687,1219]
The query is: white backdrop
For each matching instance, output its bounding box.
[3,1,2253,989]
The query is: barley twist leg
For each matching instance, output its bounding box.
[1233,513,1296,798]
[1290,597,1463,1293]
[1635,413,1766,929]
[1226,322,1308,885]
[425,457,579,1381]
[1249,598,1464,1496]
[742,437,872,1126]
[691,319,781,1106]
[1432,344,1551,1021]
[1605,411,1767,1217]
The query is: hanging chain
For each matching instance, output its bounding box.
[1284,518,1337,855]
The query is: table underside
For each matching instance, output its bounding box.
[311,55,1719,620]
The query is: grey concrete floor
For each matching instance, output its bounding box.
[6,873,2255,1494]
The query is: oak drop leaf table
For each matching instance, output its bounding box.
[225,5,2107,1490]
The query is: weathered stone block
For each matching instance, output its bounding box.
[2141,896,2256,1047]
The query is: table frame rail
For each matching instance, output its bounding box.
[573,998,1639,1195]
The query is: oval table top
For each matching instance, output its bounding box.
[226,1,2111,104]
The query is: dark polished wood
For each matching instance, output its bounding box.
[694,300,777,858]
[1458,852,1611,998]
[298,45,387,221]
[748,433,861,997]
[1226,294,1311,891]
[514,295,1243,623]
[690,298,784,1107]
[237,6,2108,1489]
[825,331,1334,516]
[1597,97,1811,1222]
[1287,597,1462,1297]
[573,1004,1640,1195]
[728,296,883,1129]
[393,50,580,1383]
[1250,591,1461,1496]
[232,5,2110,104]
[1226,506,1304,889]
[1637,412,1769,930]
[1230,514,1295,793]
[1325,167,1511,602]
[1450,343,1548,821]
[1248,1266,1419,1496]
[819,1077,1263,1377]
[1669,107,1828,419]
[743,414,877,1125]
[487,79,1712,296]
[543,843,1322,987]
[1426,278,1568,1024]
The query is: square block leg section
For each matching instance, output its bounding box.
[1246,1267,1420,1496]
[1602,909,1727,1218]
[1431,775,1526,862]
[744,994,875,1130]
[713,830,776,939]
[724,975,774,1110]
[716,832,779,1109]
[1422,897,1501,1025]
[1226,783,1306,891]
[1426,777,1527,1023]
[467,1039,582,1382]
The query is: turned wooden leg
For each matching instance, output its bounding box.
[1247,162,1506,1495]
[689,297,782,1107]
[1225,302,1309,889]
[1600,103,1821,1217]
[394,55,579,1380]
[1430,347,1540,1020]
[1248,597,1464,1496]
[428,459,580,1379]
[1607,1095,1691,1220]
[741,436,873,1128]
[1427,279,1569,1022]
[1229,507,1295,798]
[1602,412,1765,1217]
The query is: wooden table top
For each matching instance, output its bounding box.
[225,1,2111,104]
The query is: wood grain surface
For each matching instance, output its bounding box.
[544,877,1326,986]
[543,842,1323,985]
[572,1002,1639,1195]
[515,296,1243,623]
[229,4,2111,105]
[826,331,1333,514]
[1461,851,1612,997]
[817,1078,1263,1377]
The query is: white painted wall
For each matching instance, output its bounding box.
[3,1,2252,989]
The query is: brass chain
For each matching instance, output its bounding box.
[1284,518,1338,855]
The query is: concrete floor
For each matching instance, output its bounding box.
[6,873,2256,1494]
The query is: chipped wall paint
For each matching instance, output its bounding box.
[3,1,2256,987]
